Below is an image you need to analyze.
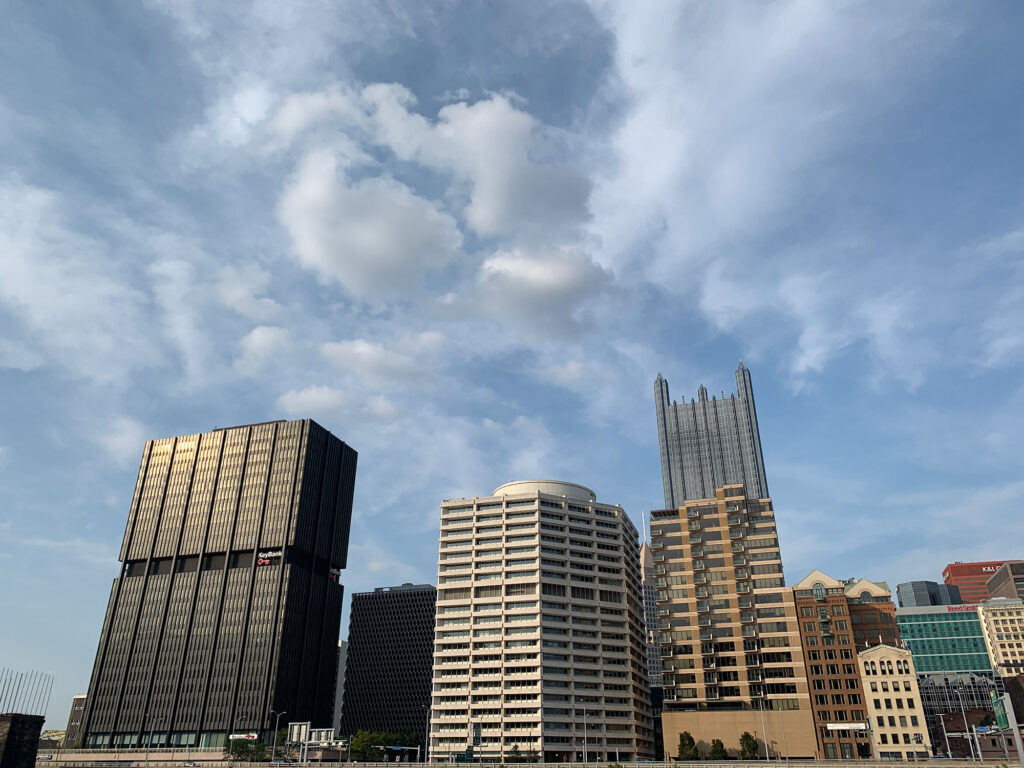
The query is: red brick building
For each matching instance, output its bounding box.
[943,562,1005,604]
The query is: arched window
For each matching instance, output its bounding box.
[813,583,826,600]
[886,660,894,674]
[860,591,872,603]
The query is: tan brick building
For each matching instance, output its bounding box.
[651,484,817,759]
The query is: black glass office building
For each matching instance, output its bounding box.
[338,584,436,741]
[78,419,356,749]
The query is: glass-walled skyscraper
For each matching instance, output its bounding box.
[78,419,356,750]
[654,363,768,509]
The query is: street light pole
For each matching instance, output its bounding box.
[954,687,976,761]
[145,715,164,768]
[270,710,286,763]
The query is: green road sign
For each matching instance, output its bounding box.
[994,695,1009,729]
[472,723,482,746]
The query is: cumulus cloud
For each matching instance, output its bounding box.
[277,385,398,423]
[93,416,147,467]
[475,246,613,337]
[321,332,445,384]
[218,264,281,321]
[0,177,154,384]
[277,149,463,299]
[235,326,293,376]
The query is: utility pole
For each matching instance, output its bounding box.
[583,708,588,764]
[145,715,163,768]
[757,698,768,760]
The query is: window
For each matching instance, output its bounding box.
[813,583,826,600]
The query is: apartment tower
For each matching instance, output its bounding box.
[430,481,654,762]
[654,363,768,509]
[79,419,356,749]
[651,484,817,758]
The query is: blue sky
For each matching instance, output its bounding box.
[2,1,1024,729]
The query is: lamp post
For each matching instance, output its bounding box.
[757,698,768,760]
[270,710,286,763]
[422,704,430,764]
[144,715,164,768]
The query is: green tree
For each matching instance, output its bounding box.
[507,745,522,762]
[349,730,382,762]
[739,732,758,760]
[708,739,727,760]
[527,748,540,763]
[677,731,698,761]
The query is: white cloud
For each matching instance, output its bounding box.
[276,385,398,423]
[93,416,147,467]
[218,263,281,321]
[277,149,464,299]
[235,326,293,376]
[148,257,214,388]
[0,177,155,384]
[475,246,612,337]
[320,334,443,384]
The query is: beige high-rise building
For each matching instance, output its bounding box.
[429,481,654,762]
[976,597,1024,676]
[651,484,817,759]
[858,645,930,760]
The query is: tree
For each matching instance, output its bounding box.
[708,739,727,760]
[677,731,698,761]
[527,748,540,764]
[739,732,758,760]
[349,730,382,762]
[508,745,522,762]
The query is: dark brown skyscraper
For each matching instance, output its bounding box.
[78,419,356,750]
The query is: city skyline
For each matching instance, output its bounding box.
[4,2,1024,733]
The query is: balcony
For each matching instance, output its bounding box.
[734,570,749,580]
[696,601,710,613]
[705,688,720,700]
[703,673,718,685]
[736,583,750,593]
[694,587,708,598]
[747,672,762,683]
[687,509,699,518]
[693,561,706,571]
[740,612,755,623]
[727,516,744,526]
[702,658,716,670]
[689,534,702,544]
[749,688,764,698]
[687,521,701,531]
[738,598,753,609]
[657,621,671,630]
[741,626,757,638]
[649,540,664,550]
[700,642,715,655]
[694,574,708,584]
[699,629,713,641]
[653,566,666,575]
[652,554,665,562]
[731,544,745,553]
[657,608,670,617]
[697,616,712,628]
[691,547,704,558]
[729,531,744,540]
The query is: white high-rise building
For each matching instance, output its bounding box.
[430,481,654,762]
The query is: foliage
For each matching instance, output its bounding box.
[224,738,268,762]
[677,731,698,761]
[708,739,727,760]
[348,729,422,761]
[507,745,522,762]
[527,748,540,763]
[739,732,758,760]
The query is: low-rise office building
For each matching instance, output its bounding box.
[897,581,962,608]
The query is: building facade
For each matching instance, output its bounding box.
[897,581,962,608]
[332,641,348,736]
[858,645,931,761]
[791,571,893,760]
[976,598,1024,677]
[338,584,436,740]
[654,363,768,509]
[652,485,817,759]
[943,562,1005,604]
[79,419,357,749]
[62,696,87,749]
[987,562,1024,601]
[429,481,654,763]
[639,543,663,688]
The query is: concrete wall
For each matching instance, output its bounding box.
[662,708,818,760]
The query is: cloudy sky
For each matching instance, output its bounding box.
[3,1,1024,727]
